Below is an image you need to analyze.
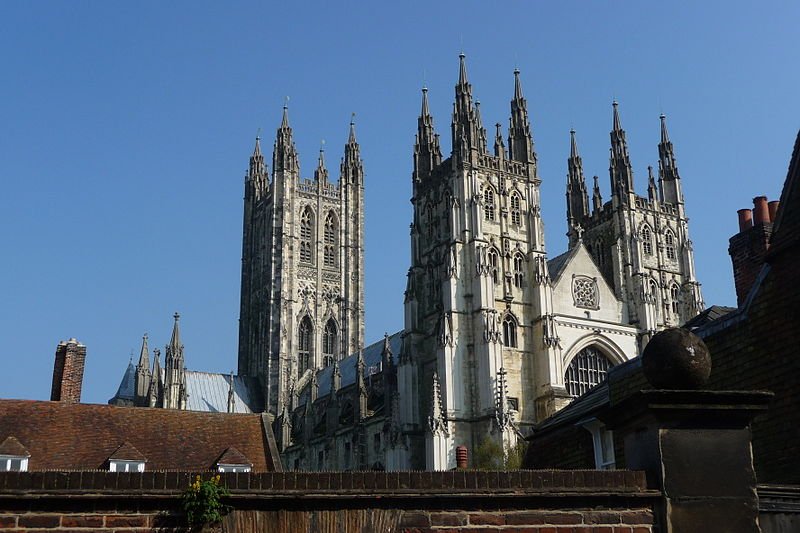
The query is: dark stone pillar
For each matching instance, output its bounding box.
[602,390,772,533]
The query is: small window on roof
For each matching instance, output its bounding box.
[215,447,253,473]
[0,436,30,472]
[109,459,145,473]
[107,441,146,473]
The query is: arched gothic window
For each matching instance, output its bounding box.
[502,315,518,348]
[513,253,525,288]
[298,316,313,376]
[565,346,613,397]
[322,319,337,366]
[641,225,653,256]
[649,279,660,303]
[300,207,314,264]
[487,248,499,284]
[484,187,496,221]
[510,193,521,226]
[323,211,338,268]
[665,230,676,260]
[670,284,680,314]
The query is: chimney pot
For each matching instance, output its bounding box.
[753,196,770,224]
[456,445,468,469]
[737,209,753,232]
[768,201,780,222]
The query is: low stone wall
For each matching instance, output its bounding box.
[0,470,658,532]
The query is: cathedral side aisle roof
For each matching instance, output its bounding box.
[184,371,264,413]
[301,331,403,406]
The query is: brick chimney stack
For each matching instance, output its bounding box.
[728,196,779,306]
[51,338,87,403]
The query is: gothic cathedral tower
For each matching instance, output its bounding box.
[238,107,365,417]
[568,104,704,341]
[400,56,550,470]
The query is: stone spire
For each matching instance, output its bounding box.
[314,145,328,182]
[381,332,393,371]
[566,129,590,245]
[592,175,603,212]
[494,122,506,158]
[428,371,448,435]
[163,313,186,410]
[609,101,635,198]
[658,113,683,204]
[648,166,659,203]
[508,68,536,166]
[451,53,481,157]
[134,333,151,406]
[273,103,298,172]
[341,114,363,184]
[247,135,268,200]
[474,101,487,152]
[148,348,162,407]
[414,88,442,182]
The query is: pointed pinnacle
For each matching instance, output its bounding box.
[169,312,181,349]
[660,113,670,143]
[457,52,468,86]
[421,87,430,117]
[570,129,579,158]
[513,68,523,100]
[280,101,290,129]
[348,113,357,143]
[317,143,326,169]
[612,100,622,131]
[252,135,262,157]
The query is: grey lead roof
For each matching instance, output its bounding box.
[547,246,579,283]
[300,331,403,406]
[185,371,264,414]
[111,362,136,402]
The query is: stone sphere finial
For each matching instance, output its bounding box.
[642,328,711,389]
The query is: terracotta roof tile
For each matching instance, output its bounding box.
[0,399,278,471]
[0,436,30,457]
[215,446,251,466]
[107,441,146,462]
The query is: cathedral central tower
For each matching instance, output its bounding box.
[238,108,365,416]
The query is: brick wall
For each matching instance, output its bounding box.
[50,340,86,403]
[728,222,772,306]
[0,470,657,532]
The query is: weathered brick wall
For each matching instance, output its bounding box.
[50,340,86,403]
[0,471,658,533]
[727,222,772,306]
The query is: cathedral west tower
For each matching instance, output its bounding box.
[238,108,365,417]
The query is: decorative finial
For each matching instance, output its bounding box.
[173,312,180,321]
[256,127,261,141]
[350,112,356,125]
[283,95,289,109]
[320,139,325,152]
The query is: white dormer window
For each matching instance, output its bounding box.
[0,455,29,472]
[216,463,251,473]
[0,437,30,472]
[109,459,145,473]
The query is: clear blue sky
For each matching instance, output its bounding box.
[2,2,797,404]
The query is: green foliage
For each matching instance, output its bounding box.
[472,438,528,470]
[182,474,231,529]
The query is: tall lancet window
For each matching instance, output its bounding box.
[510,193,521,226]
[323,211,338,268]
[665,230,676,261]
[670,283,681,314]
[300,207,315,264]
[641,225,653,256]
[502,314,518,348]
[298,316,313,375]
[322,319,337,366]
[484,187,496,221]
[513,253,525,288]
[488,248,500,284]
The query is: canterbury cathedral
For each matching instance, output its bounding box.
[110,55,703,471]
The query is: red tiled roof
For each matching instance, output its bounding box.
[0,436,30,457]
[107,441,146,462]
[215,446,251,466]
[0,400,278,472]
